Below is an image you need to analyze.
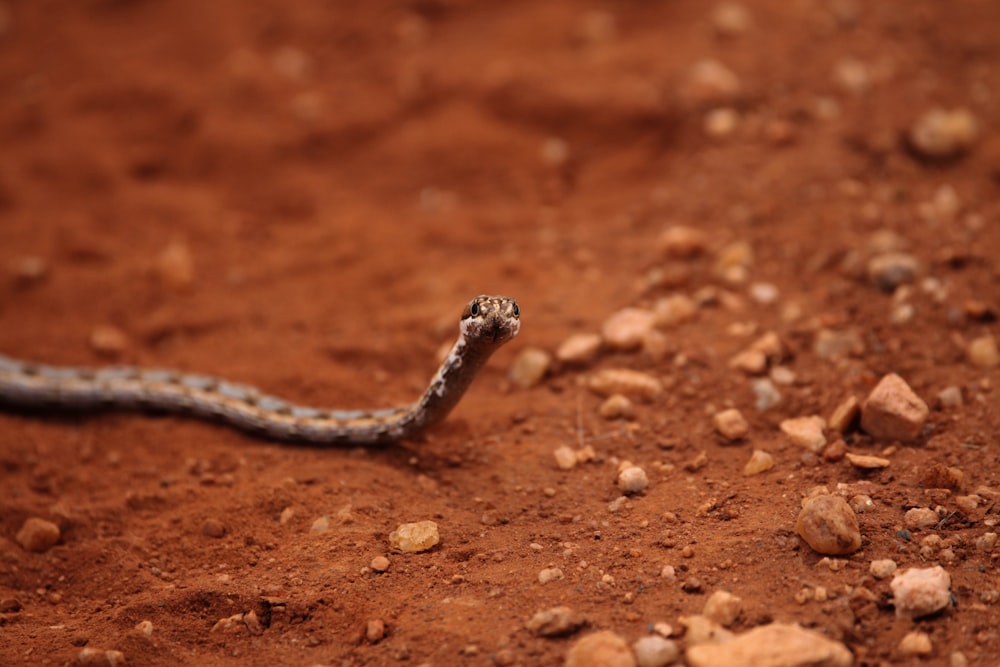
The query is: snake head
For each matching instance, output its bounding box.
[460,295,520,345]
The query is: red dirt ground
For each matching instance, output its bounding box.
[1,1,999,665]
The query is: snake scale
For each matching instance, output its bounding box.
[0,295,520,444]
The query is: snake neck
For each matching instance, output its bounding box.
[399,335,500,437]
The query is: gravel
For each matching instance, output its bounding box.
[508,347,552,388]
[599,394,635,420]
[389,521,440,552]
[702,590,742,626]
[601,308,656,351]
[617,466,649,494]
[867,252,919,292]
[898,631,933,657]
[869,559,897,579]
[587,369,663,400]
[903,507,938,529]
[891,566,952,618]
[795,495,862,555]
[967,334,999,368]
[908,107,979,159]
[632,635,679,667]
[566,630,636,667]
[780,416,827,452]
[686,622,851,667]
[860,373,928,442]
[538,567,564,584]
[525,606,582,637]
[743,449,774,475]
[15,517,60,553]
[714,408,749,441]
[556,333,603,365]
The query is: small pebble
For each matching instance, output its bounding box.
[702,590,742,627]
[976,532,997,551]
[936,386,963,409]
[599,394,635,420]
[653,294,698,327]
[704,108,739,138]
[157,240,195,291]
[845,452,890,469]
[556,333,603,365]
[834,57,870,95]
[849,494,874,513]
[751,378,782,411]
[769,366,795,385]
[508,347,552,388]
[89,324,129,357]
[15,517,60,553]
[365,618,386,643]
[891,566,952,618]
[9,255,48,285]
[602,308,656,351]
[795,494,862,555]
[134,620,154,636]
[898,631,933,657]
[780,416,827,453]
[813,328,864,359]
[525,606,582,637]
[904,507,939,530]
[310,515,330,533]
[554,446,578,470]
[870,559,897,579]
[0,598,22,612]
[586,369,663,400]
[617,466,649,495]
[388,521,439,552]
[683,59,742,107]
[828,396,860,433]
[681,614,730,644]
[713,408,749,441]
[200,518,226,538]
[967,335,999,368]
[657,225,709,258]
[76,648,127,667]
[861,373,928,442]
[908,107,978,159]
[632,635,679,667]
[822,439,847,462]
[565,630,636,667]
[743,449,773,476]
[714,241,753,284]
[538,567,564,584]
[370,556,390,572]
[867,252,919,292]
[711,3,752,37]
[728,349,767,375]
[687,622,851,667]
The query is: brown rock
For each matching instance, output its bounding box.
[795,495,862,555]
[860,373,928,442]
[16,517,61,553]
[566,630,636,667]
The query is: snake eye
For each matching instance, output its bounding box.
[511,302,519,318]
[470,302,480,317]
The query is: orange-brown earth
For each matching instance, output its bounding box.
[1,1,999,665]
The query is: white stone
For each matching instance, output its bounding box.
[508,347,552,388]
[566,630,636,667]
[898,631,933,656]
[780,416,827,452]
[602,308,656,351]
[618,466,649,495]
[743,450,774,476]
[891,566,952,618]
[633,635,679,667]
[703,590,742,627]
[557,333,603,365]
[388,521,439,553]
[869,559,897,579]
[714,408,749,441]
[554,446,578,470]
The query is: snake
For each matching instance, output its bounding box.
[0,295,520,444]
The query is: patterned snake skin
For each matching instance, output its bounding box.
[0,295,520,444]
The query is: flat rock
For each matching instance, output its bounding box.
[686,622,852,667]
[860,373,928,442]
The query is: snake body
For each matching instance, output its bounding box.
[0,295,520,444]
